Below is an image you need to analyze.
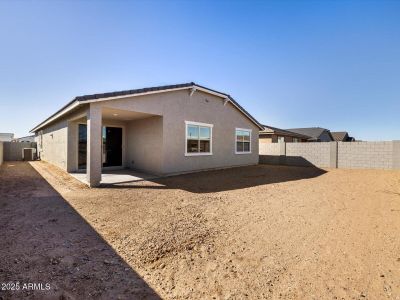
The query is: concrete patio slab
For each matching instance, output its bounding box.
[70,169,158,186]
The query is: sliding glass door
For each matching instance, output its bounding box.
[103,127,122,167]
[78,124,87,169]
[78,124,122,169]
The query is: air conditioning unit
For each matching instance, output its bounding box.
[22,148,36,161]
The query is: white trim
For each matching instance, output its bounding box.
[236,127,252,132]
[235,128,252,154]
[277,136,285,143]
[185,152,213,157]
[195,86,229,99]
[185,121,213,156]
[31,101,81,132]
[189,87,197,97]
[184,120,214,128]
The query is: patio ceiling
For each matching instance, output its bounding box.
[102,107,159,121]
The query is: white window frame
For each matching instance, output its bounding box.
[185,121,213,156]
[235,128,252,154]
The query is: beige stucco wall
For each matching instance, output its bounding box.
[36,106,88,171]
[94,89,259,175]
[126,116,163,174]
[161,91,259,174]
[36,89,259,177]
[260,137,272,144]
[38,120,69,169]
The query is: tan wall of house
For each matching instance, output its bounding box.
[38,120,69,169]
[260,137,272,144]
[284,136,293,143]
[36,106,88,171]
[94,89,259,174]
[36,89,259,176]
[126,116,163,174]
[162,92,259,174]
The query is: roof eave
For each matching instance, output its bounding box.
[30,83,264,132]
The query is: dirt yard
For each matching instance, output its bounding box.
[1,161,400,299]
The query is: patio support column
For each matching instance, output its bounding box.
[67,121,78,172]
[86,104,102,187]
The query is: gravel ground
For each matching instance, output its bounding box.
[1,161,400,299]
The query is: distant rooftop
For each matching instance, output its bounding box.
[285,127,331,140]
[260,125,311,139]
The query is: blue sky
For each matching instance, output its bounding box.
[0,0,399,140]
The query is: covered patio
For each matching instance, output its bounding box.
[67,104,162,187]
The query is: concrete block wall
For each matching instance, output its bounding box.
[286,142,332,167]
[259,143,281,155]
[393,141,400,170]
[3,142,37,161]
[260,141,400,170]
[338,141,393,170]
[259,143,283,165]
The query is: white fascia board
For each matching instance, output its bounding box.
[31,84,263,132]
[30,101,81,132]
[194,86,228,99]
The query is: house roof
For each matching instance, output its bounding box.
[331,131,349,141]
[13,135,35,140]
[260,125,311,139]
[30,82,263,132]
[285,127,333,141]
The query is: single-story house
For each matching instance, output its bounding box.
[286,127,334,142]
[331,131,355,142]
[30,82,263,187]
[259,125,311,143]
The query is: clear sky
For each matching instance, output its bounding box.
[0,0,399,140]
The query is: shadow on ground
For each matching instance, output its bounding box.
[0,162,160,299]
[102,164,327,193]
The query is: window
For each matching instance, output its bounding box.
[185,121,213,156]
[277,136,285,143]
[293,137,299,143]
[235,128,251,154]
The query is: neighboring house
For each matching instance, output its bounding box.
[30,82,263,187]
[12,135,36,143]
[286,127,334,142]
[259,125,310,143]
[331,131,355,142]
[0,133,14,142]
